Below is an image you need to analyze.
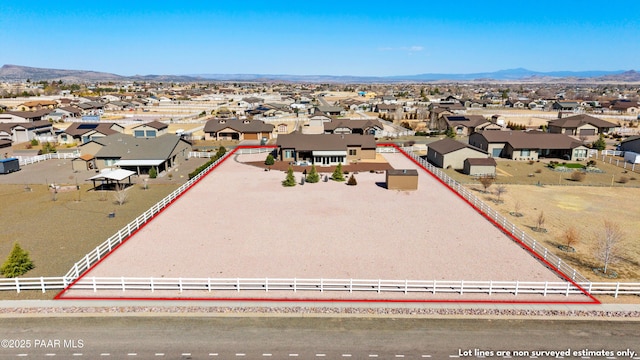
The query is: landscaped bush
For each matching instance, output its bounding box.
[570,171,586,182]
[0,242,34,278]
[264,154,275,166]
[149,167,157,179]
[188,147,227,179]
[346,174,357,186]
[306,164,320,183]
[331,163,346,181]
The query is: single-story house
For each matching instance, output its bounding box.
[0,121,55,143]
[131,120,169,138]
[547,114,616,136]
[469,131,590,161]
[58,122,125,145]
[277,132,376,166]
[463,157,497,177]
[552,101,581,112]
[323,119,383,136]
[79,133,192,175]
[203,119,274,141]
[441,115,501,136]
[425,138,489,169]
[0,109,53,123]
[619,136,640,154]
[18,100,58,111]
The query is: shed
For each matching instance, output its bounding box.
[0,158,20,174]
[463,157,497,177]
[386,169,418,190]
[624,151,640,164]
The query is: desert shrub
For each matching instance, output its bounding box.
[571,171,586,182]
[30,139,39,146]
[534,169,542,173]
[630,177,637,181]
[587,160,597,167]
[346,174,357,186]
[528,160,535,165]
[618,176,629,184]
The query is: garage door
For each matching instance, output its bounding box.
[244,133,259,140]
[579,129,596,136]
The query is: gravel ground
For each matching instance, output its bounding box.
[63,153,586,301]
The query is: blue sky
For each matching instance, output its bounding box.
[1,1,639,76]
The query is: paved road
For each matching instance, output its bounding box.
[0,316,639,359]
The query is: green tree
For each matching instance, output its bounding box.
[331,163,345,181]
[282,166,296,187]
[264,154,275,166]
[0,243,35,278]
[216,146,227,158]
[149,167,158,179]
[445,127,456,138]
[591,134,607,151]
[306,164,320,183]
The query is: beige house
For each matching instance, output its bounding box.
[277,133,376,166]
[203,119,274,141]
[131,120,169,138]
[426,138,489,169]
[547,114,616,136]
[469,131,590,161]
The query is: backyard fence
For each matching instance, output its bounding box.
[2,277,640,298]
[16,151,79,166]
[62,152,231,282]
[395,147,591,284]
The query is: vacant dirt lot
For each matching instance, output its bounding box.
[469,184,640,281]
[63,153,587,302]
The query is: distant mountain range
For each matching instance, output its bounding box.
[1,64,639,83]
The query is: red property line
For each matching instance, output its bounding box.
[56,144,599,304]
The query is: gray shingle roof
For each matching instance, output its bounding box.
[548,114,616,129]
[277,133,376,151]
[203,119,274,134]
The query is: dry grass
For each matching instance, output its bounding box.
[0,184,179,289]
[469,184,640,282]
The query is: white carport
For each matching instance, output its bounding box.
[88,169,136,190]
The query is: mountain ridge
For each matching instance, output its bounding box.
[1,64,638,83]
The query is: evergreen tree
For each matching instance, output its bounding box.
[445,127,456,138]
[306,164,320,183]
[331,163,345,181]
[282,166,296,187]
[264,154,275,165]
[216,146,227,158]
[0,243,34,278]
[591,134,607,151]
[149,167,157,179]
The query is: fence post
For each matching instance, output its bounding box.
[404,279,408,294]
[489,280,492,295]
[565,282,571,296]
[150,277,154,293]
[433,280,436,294]
[40,277,45,293]
[265,278,269,292]
[321,278,324,292]
[460,280,464,295]
[237,278,240,292]
[515,281,519,295]
[377,279,381,293]
[93,277,97,292]
[615,282,620,298]
[543,282,548,296]
[293,278,297,292]
[207,278,211,292]
[349,278,352,293]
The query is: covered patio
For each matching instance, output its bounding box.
[114,159,165,175]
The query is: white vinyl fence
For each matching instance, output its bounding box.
[16,152,79,166]
[62,152,231,282]
[395,147,590,284]
[2,277,640,298]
